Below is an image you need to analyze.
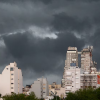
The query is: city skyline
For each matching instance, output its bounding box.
[0,0,100,87]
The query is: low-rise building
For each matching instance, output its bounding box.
[49,88,65,98]
[29,77,49,99]
[49,82,61,90]
[0,62,23,96]
[23,85,31,95]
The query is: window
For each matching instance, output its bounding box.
[11,87,13,89]
[11,83,13,84]
[11,78,13,80]
[6,68,8,70]
[10,68,14,71]
[11,74,13,75]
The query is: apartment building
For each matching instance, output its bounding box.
[80,73,97,89]
[62,47,79,88]
[64,66,80,93]
[62,46,100,92]
[29,77,49,99]
[80,65,98,89]
[0,62,23,96]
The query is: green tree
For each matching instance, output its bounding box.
[2,92,39,100]
[26,92,39,100]
[65,88,99,100]
[95,87,100,100]
[52,96,60,100]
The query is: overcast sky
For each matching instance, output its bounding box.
[0,0,100,86]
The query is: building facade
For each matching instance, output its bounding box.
[49,82,61,90]
[62,46,99,94]
[64,66,80,93]
[49,88,66,98]
[80,73,97,89]
[29,77,49,99]
[81,46,93,73]
[65,47,78,69]
[62,47,79,89]
[0,62,23,96]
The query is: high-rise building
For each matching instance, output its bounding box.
[62,46,99,93]
[62,47,80,93]
[81,46,93,73]
[65,47,78,69]
[30,77,49,99]
[80,61,98,89]
[0,62,23,96]
[80,73,97,89]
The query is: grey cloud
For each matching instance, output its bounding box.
[2,31,85,79]
[0,0,100,86]
[0,1,53,34]
[52,12,91,32]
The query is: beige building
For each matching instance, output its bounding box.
[49,82,61,96]
[49,88,65,98]
[65,47,78,69]
[81,46,93,73]
[0,62,23,96]
[80,46,98,89]
[49,82,61,90]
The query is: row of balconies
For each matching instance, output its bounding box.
[81,79,97,81]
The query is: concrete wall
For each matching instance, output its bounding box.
[13,66,18,94]
[0,65,11,96]
[18,69,23,93]
[30,81,42,98]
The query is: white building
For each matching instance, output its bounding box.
[64,66,80,93]
[62,47,78,87]
[30,77,49,99]
[0,62,23,96]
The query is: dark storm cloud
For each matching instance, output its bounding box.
[52,12,91,32]
[0,0,100,85]
[2,31,85,76]
[0,1,53,34]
